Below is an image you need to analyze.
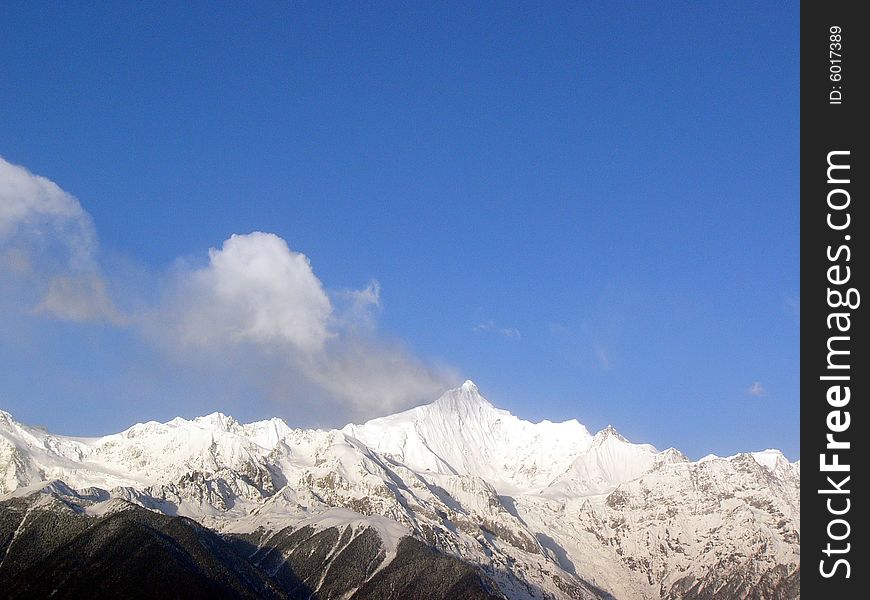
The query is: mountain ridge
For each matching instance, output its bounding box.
[0,382,799,599]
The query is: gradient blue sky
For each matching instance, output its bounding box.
[0,2,798,459]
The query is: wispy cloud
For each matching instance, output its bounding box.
[593,344,612,370]
[335,279,381,331]
[747,381,766,397]
[473,320,521,340]
[35,274,126,325]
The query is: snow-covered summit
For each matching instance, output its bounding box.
[591,424,631,444]
[342,380,595,491]
[431,379,494,412]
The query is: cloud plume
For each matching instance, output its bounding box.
[1,155,455,422]
[155,232,454,419]
[35,274,125,324]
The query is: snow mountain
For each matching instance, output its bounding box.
[0,382,799,599]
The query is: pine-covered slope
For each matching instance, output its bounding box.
[0,491,502,600]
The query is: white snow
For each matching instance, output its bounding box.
[751,448,787,470]
[342,380,595,492]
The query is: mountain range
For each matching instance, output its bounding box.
[0,381,800,599]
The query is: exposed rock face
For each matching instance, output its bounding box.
[0,383,799,599]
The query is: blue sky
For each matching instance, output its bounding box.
[0,3,798,459]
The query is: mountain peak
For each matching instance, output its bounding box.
[460,379,479,393]
[592,424,629,444]
[433,380,494,414]
[192,412,239,431]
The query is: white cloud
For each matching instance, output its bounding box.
[167,232,333,352]
[0,157,96,268]
[747,381,766,397]
[349,280,381,309]
[0,156,119,323]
